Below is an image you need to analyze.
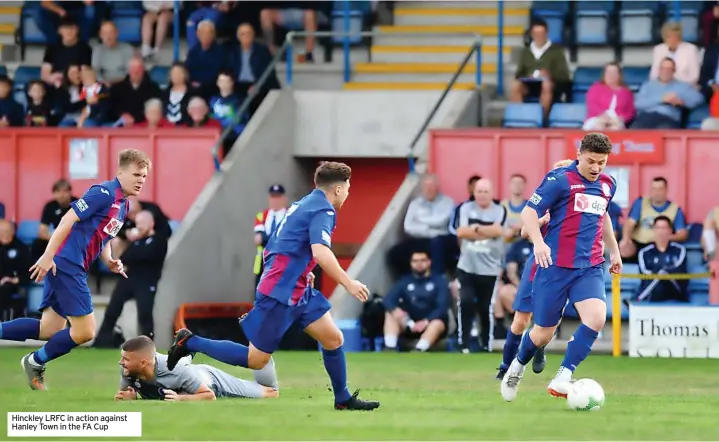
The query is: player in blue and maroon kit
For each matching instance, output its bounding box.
[501,133,622,402]
[0,149,151,391]
[166,162,380,411]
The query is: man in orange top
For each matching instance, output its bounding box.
[253,184,288,287]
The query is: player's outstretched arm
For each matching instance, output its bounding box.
[520,206,544,246]
[311,244,369,302]
[164,384,216,401]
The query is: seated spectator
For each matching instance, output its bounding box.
[162,63,200,125]
[495,237,532,324]
[501,174,527,243]
[620,177,688,262]
[32,179,77,262]
[60,66,109,127]
[226,23,280,116]
[583,62,636,131]
[186,1,237,50]
[109,57,162,126]
[210,71,245,156]
[185,20,225,96]
[382,251,449,352]
[387,174,455,278]
[41,18,92,89]
[36,0,98,44]
[650,22,700,85]
[0,220,31,320]
[25,80,58,127]
[510,18,570,118]
[702,205,719,260]
[56,64,85,127]
[134,98,173,128]
[629,216,689,304]
[141,1,176,61]
[260,4,329,62]
[92,21,135,85]
[0,76,25,128]
[185,96,222,129]
[631,58,704,129]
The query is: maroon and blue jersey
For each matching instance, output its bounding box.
[526,160,616,269]
[257,189,336,306]
[56,178,128,271]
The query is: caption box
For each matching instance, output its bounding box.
[7,412,142,438]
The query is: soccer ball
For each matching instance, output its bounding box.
[566,379,605,411]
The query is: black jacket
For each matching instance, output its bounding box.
[0,237,31,284]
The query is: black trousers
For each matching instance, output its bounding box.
[456,270,497,349]
[0,283,24,319]
[97,278,156,341]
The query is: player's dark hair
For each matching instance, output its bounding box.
[121,336,155,353]
[652,176,668,186]
[653,215,673,228]
[119,149,152,170]
[510,173,527,182]
[468,175,481,185]
[579,133,613,155]
[52,179,71,192]
[314,161,351,188]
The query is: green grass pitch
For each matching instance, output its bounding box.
[0,347,717,440]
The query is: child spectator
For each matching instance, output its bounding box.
[210,71,246,156]
[76,67,109,127]
[0,76,24,128]
[25,80,57,127]
[57,64,85,127]
[583,63,636,131]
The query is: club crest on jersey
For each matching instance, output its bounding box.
[103,218,123,237]
[601,182,612,197]
[574,193,607,216]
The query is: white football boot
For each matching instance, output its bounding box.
[547,366,573,398]
[501,359,526,402]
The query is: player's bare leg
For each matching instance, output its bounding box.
[305,312,380,411]
[415,319,445,352]
[501,324,556,402]
[498,311,531,380]
[549,298,605,398]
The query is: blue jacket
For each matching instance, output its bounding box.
[0,98,24,127]
[637,242,689,303]
[383,273,449,321]
[185,42,225,87]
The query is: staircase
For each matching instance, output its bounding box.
[0,3,20,48]
[344,1,531,91]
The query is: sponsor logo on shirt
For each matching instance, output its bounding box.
[529,193,542,205]
[76,199,89,212]
[103,218,123,237]
[570,184,585,190]
[574,193,607,216]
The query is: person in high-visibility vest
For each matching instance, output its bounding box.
[500,174,528,243]
[702,206,719,261]
[253,184,287,287]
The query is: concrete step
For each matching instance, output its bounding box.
[351,71,484,84]
[370,44,510,64]
[355,61,498,74]
[397,1,533,10]
[376,24,526,36]
[0,23,15,35]
[343,81,478,91]
[371,33,525,48]
[394,7,529,27]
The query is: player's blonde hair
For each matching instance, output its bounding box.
[552,159,574,169]
[119,149,152,170]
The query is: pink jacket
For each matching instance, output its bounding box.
[650,42,700,84]
[585,82,636,123]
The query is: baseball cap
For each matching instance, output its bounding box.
[268,184,285,195]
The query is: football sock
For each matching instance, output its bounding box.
[501,330,523,369]
[0,318,40,341]
[322,346,352,403]
[415,339,430,352]
[561,324,598,372]
[32,328,77,365]
[384,334,398,349]
[516,330,540,366]
[186,336,249,368]
[253,356,279,390]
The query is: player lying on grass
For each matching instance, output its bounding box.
[502,133,622,401]
[497,159,574,380]
[115,336,278,401]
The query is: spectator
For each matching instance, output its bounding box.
[253,184,288,288]
[56,64,85,127]
[0,76,25,128]
[61,66,109,127]
[113,196,171,257]
[699,40,719,130]
[495,237,532,325]
[701,205,719,260]
[95,210,169,346]
[387,174,455,278]
[448,175,482,238]
[650,22,700,85]
[162,63,199,125]
[134,98,173,128]
[185,20,225,96]
[0,220,31,320]
[141,1,176,61]
[620,177,688,262]
[447,174,481,301]
[382,251,449,352]
[36,0,97,44]
[260,5,329,62]
[25,80,58,127]
[92,21,135,85]
[500,174,527,243]
[630,216,688,304]
[608,200,623,240]
[185,96,222,129]
[702,2,719,47]
[226,23,280,115]
[32,179,77,262]
[186,1,237,50]
[210,71,245,156]
[455,178,508,353]
[583,62,636,131]
[631,58,704,129]
[108,57,162,126]
[510,18,571,117]
[41,18,92,88]
[0,203,4,219]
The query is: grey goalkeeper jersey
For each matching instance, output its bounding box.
[120,353,265,400]
[456,201,508,276]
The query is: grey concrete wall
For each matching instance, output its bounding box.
[153,91,309,348]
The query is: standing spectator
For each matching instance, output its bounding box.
[36,0,97,44]
[134,98,173,128]
[631,58,704,129]
[702,205,719,260]
[162,63,198,125]
[185,20,225,97]
[629,216,688,304]
[140,1,176,61]
[108,57,162,126]
[448,175,481,238]
[382,251,449,352]
[650,22,700,85]
[92,21,135,85]
[620,177,688,262]
[510,18,571,118]
[455,178,508,353]
[583,62,636,131]
[0,220,31,320]
[25,80,57,127]
[253,184,288,288]
[186,1,237,50]
[41,19,92,88]
[185,97,222,129]
[260,5,329,62]
[56,64,85,127]
[501,174,527,243]
[32,179,77,262]
[388,174,455,278]
[0,76,24,128]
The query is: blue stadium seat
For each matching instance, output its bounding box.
[687,105,709,129]
[13,90,27,111]
[572,67,603,102]
[686,249,707,275]
[620,263,641,291]
[503,103,543,128]
[548,103,586,128]
[16,220,39,246]
[687,222,703,245]
[663,1,703,44]
[13,66,41,91]
[689,278,709,293]
[113,16,142,44]
[689,292,709,306]
[110,1,144,17]
[150,66,170,89]
[531,2,568,45]
[623,66,650,92]
[169,220,181,233]
[620,1,660,44]
[21,2,47,45]
[0,65,6,77]
[574,2,615,45]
